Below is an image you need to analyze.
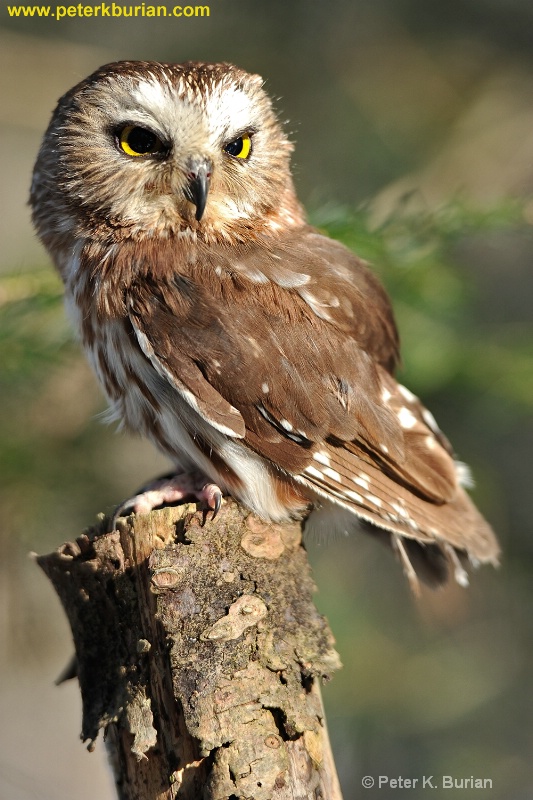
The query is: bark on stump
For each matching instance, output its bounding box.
[37,499,343,800]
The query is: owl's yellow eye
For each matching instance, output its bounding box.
[118,125,164,157]
[224,133,252,160]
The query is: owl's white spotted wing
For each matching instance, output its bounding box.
[125,228,499,579]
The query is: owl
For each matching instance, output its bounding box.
[31,60,499,589]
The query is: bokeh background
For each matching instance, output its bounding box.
[1,1,533,797]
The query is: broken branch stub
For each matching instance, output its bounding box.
[37,499,343,800]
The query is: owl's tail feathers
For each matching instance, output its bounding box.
[364,524,474,593]
[304,499,499,593]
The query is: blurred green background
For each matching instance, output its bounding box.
[1,1,532,798]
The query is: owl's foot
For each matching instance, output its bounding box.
[110,472,223,531]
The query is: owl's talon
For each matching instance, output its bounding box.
[109,503,129,532]
[110,473,224,531]
[203,484,223,520]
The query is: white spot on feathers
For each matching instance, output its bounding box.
[352,474,370,490]
[398,384,417,403]
[245,268,269,283]
[274,271,310,289]
[323,467,341,483]
[305,465,324,480]
[455,461,474,489]
[298,290,333,321]
[422,407,440,433]
[314,451,331,466]
[345,489,363,503]
[391,502,409,519]
[397,406,417,429]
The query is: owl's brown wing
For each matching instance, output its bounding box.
[126,228,498,574]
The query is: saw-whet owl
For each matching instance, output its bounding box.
[30,60,499,589]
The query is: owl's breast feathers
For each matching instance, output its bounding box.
[76,225,498,586]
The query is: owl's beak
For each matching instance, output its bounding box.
[184,158,212,221]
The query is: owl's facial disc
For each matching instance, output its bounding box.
[184,156,212,221]
[33,62,302,240]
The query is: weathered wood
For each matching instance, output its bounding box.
[38,499,343,800]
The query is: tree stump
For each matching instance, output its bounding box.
[37,499,343,800]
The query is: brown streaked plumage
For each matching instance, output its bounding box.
[31,60,499,589]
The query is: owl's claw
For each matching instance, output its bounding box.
[203,483,223,520]
[109,473,224,531]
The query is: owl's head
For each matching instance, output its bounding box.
[31,60,304,246]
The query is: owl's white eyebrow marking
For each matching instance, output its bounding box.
[130,78,208,147]
[203,86,257,139]
[132,79,175,115]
